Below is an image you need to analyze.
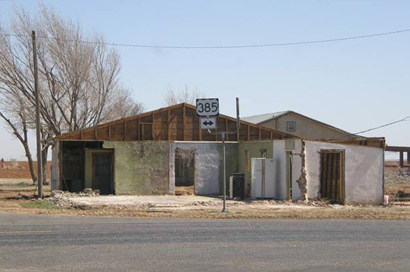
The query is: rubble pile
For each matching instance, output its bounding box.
[48,189,100,208]
[385,171,410,184]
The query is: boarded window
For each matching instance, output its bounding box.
[320,150,345,204]
[286,121,296,132]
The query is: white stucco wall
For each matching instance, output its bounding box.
[305,141,384,204]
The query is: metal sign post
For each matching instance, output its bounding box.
[197,98,240,213]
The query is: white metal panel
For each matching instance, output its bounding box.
[251,158,275,199]
[264,158,275,198]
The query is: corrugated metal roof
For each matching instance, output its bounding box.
[242,111,290,124]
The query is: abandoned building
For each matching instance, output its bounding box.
[52,103,386,204]
[243,110,365,141]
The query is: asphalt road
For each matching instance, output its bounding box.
[0,213,409,272]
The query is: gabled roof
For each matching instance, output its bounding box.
[243,110,364,140]
[56,103,297,142]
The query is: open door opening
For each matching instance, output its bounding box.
[286,151,293,201]
[174,148,195,195]
[92,152,114,195]
[320,150,345,204]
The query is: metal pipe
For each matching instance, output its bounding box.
[236,97,240,131]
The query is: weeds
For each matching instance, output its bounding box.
[20,201,59,210]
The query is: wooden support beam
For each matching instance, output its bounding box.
[167,109,171,141]
[225,118,229,141]
[400,151,404,168]
[94,127,98,140]
[247,125,250,141]
[199,121,202,141]
[108,124,111,140]
[124,120,127,140]
[152,112,155,140]
[137,117,140,140]
[215,119,218,141]
[182,104,186,141]
[259,127,261,140]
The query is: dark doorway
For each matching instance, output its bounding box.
[286,151,293,201]
[175,148,195,187]
[320,150,345,204]
[92,152,114,195]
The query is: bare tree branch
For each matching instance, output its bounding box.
[0,5,144,183]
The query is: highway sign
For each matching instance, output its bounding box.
[196,98,219,117]
[200,117,216,129]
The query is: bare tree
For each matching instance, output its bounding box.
[0,5,143,184]
[164,85,204,106]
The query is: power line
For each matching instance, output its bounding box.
[2,28,410,49]
[355,116,410,134]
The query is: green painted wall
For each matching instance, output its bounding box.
[238,141,273,197]
[217,143,239,194]
[103,141,170,195]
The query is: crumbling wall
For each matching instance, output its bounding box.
[170,142,238,195]
[305,141,384,204]
[104,141,170,195]
[292,139,305,201]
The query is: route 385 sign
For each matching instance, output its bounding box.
[196,98,219,117]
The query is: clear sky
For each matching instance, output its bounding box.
[0,0,409,160]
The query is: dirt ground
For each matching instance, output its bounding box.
[0,177,409,220]
[0,160,408,219]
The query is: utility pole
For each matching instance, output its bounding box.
[222,131,226,212]
[32,30,43,199]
